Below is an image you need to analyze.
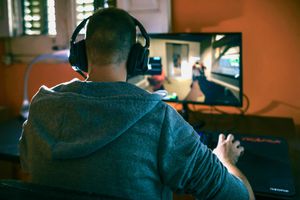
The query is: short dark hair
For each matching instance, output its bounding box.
[86,8,136,66]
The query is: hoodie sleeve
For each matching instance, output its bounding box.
[157,105,249,199]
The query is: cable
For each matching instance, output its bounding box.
[240,93,250,114]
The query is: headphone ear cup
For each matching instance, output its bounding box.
[69,40,88,72]
[127,43,149,76]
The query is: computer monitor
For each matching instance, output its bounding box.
[131,33,243,107]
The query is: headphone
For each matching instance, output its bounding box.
[69,14,150,78]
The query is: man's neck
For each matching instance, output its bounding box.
[86,62,127,82]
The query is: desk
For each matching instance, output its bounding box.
[188,112,299,200]
[0,118,24,162]
[0,114,299,199]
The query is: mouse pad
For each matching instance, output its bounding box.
[198,131,296,198]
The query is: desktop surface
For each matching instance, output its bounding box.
[0,118,24,162]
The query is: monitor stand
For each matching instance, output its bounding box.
[180,102,189,121]
[179,102,206,129]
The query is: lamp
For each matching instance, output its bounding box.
[20,50,69,119]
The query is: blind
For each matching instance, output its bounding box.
[76,0,116,33]
[76,0,94,26]
[22,0,56,35]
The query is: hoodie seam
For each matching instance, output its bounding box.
[157,103,168,189]
[39,88,161,102]
[49,80,154,98]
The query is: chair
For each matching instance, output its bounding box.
[0,179,123,200]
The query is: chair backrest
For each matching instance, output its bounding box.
[0,179,124,200]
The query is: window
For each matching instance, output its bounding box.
[75,0,94,26]
[22,0,116,36]
[8,0,118,63]
[75,0,117,26]
[75,0,116,33]
[22,0,56,35]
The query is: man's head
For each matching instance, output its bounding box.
[85,8,136,70]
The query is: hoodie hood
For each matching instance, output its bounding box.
[26,79,161,160]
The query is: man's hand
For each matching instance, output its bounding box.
[212,134,244,165]
[212,134,255,200]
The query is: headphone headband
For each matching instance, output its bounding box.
[70,16,149,52]
[70,17,90,47]
[131,17,150,48]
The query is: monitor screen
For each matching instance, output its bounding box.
[131,33,243,107]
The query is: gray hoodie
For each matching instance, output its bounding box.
[19,79,248,199]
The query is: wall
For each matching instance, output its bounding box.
[0,37,81,114]
[172,0,300,125]
[2,62,82,116]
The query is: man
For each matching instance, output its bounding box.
[19,8,254,200]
